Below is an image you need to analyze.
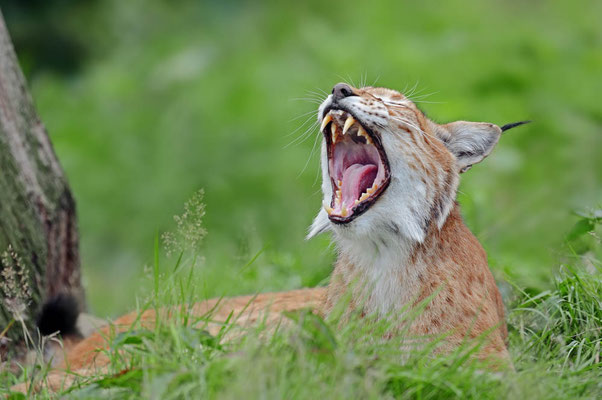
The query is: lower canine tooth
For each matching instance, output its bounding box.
[331,123,338,143]
[341,208,348,217]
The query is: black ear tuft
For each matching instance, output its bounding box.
[36,293,80,336]
[501,120,531,133]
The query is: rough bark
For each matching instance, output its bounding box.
[0,10,84,344]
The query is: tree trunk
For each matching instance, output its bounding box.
[0,10,84,344]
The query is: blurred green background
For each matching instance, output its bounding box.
[2,0,601,317]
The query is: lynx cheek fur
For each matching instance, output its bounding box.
[308,83,526,363]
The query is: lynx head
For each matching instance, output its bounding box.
[308,83,526,245]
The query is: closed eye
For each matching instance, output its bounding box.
[384,100,411,107]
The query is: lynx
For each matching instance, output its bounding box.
[14,83,528,392]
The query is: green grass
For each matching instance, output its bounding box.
[4,266,602,399]
[3,208,601,399]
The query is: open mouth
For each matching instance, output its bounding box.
[320,108,391,224]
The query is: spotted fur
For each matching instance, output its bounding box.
[311,84,509,364]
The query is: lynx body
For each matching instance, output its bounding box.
[14,83,523,393]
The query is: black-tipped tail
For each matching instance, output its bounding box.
[36,294,80,336]
[501,120,531,133]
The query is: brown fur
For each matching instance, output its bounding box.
[11,289,325,393]
[323,205,508,362]
[313,84,509,365]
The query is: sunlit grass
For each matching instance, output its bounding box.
[3,212,601,399]
[5,259,601,399]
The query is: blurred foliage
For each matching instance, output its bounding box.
[1,0,100,75]
[2,0,601,316]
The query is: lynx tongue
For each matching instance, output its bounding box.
[341,163,378,208]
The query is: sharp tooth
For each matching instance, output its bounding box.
[331,123,338,143]
[341,207,348,217]
[335,189,342,199]
[337,180,342,187]
[354,199,360,205]
[343,116,356,135]
[320,114,332,132]
[358,125,373,144]
[357,125,366,137]
[359,192,370,201]
[323,201,334,215]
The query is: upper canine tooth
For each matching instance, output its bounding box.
[343,116,356,135]
[320,114,332,132]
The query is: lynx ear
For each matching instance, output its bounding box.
[433,121,502,173]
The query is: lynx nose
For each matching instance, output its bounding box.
[332,83,356,101]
